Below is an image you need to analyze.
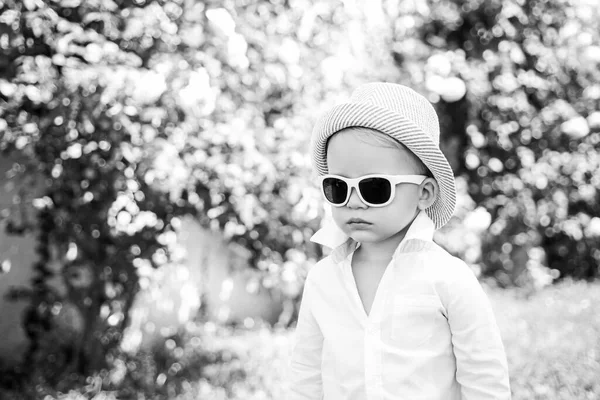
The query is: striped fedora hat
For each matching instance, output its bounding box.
[311,82,456,229]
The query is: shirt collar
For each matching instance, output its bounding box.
[310,211,435,251]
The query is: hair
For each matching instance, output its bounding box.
[329,126,433,177]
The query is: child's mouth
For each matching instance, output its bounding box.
[347,218,371,225]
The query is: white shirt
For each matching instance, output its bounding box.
[287,212,511,400]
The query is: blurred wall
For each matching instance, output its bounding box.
[0,227,36,366]
[0,155,282,364]
[0,154,37,365]
[124,218,284,351]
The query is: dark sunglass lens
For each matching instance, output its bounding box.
[323,178,348,204]
[359,177,392,204]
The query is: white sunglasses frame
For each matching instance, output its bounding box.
[317,174,428,207]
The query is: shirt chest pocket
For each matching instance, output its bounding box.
[390,295,441,348]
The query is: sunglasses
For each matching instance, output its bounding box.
[317,174,427,207]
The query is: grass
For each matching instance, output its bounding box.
[489,280,600,400]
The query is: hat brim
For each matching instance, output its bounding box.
[311,102,457,229]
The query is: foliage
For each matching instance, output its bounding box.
[390,0,600,285]
[0,322,291,400]
[0,0,372,389]
[1,0,195,382]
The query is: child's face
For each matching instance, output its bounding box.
[326,128,422,245]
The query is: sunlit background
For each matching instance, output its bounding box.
[1,0,599,399]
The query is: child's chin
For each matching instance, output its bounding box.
[348,230,380,243]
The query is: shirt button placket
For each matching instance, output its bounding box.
[365,323,382,400]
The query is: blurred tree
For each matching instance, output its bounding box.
[0,0,343,389]
[390,0,600,285]
[0,0,195,385]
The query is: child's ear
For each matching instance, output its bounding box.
[417,177,439,210]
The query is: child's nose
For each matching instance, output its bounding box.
[346,187,368,209]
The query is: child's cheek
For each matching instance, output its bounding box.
[331,209,350,232]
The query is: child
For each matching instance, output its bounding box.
[287,83,511,399]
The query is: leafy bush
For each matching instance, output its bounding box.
[1,0,338,384]
[1,322,291,400]
[392,0,600,284]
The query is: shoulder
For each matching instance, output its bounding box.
[418,241,471,269]
[415,244,492,313]
[421,241,479,285]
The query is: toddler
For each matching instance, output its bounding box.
[287,83,511,399]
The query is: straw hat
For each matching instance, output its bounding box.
[311,82,457,229]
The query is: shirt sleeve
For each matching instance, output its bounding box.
[287,274,324,400]
[443,259,512,400]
